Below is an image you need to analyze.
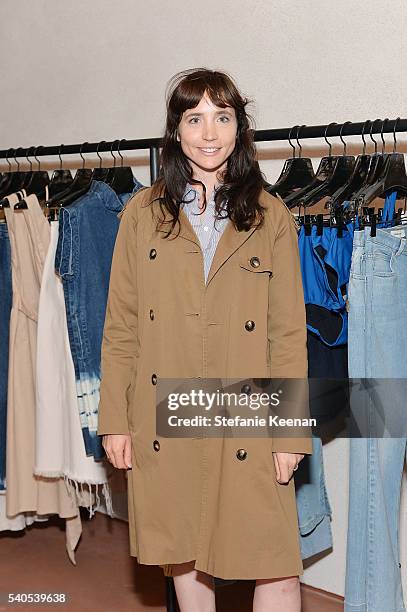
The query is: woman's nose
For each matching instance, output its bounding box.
[202,121,217,141]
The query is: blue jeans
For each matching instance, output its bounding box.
[55,179,142,459]
[345,225,407,612]
[0,224,12,490]
[295,435,333,560]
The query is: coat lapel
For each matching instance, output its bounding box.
[156,208,201,247]
[206,221,257,286]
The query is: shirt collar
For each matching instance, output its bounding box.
[182,183,222,206]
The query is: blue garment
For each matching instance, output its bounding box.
[345,222,407,612]
[296,215,356,559]
[296,326,349,559]
[55,179,143,459]
[181,184,229,283]
[0,223,12,490]
[293,217,339,559]
[296,435,333,560]
[352,191,397,230]
[298,222,354,346]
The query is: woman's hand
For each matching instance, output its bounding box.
[102,434,132,469]
[272,452,304,484]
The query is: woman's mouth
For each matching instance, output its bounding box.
[199,147,221,155]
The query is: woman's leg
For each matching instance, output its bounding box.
[172,561,216,612]
[253,575,301,612]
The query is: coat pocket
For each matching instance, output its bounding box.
[126,358,140,430]
[239,253,273,276]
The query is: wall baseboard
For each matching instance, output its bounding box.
[301,583,344,611]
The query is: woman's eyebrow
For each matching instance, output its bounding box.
[184,109,233,117]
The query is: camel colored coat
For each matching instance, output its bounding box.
[98,186,312,580]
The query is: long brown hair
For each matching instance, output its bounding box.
[151,68,266,236]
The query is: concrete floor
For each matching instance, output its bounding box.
[0,513,343,611]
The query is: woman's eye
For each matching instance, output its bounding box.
[219,116,230,123]
[189,117,200,124]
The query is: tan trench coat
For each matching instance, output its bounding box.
[98,186,312,580]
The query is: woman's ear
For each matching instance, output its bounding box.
[175,130,180,142]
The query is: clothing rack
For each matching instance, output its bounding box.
[1,118,407,185]
[2,117,407,612]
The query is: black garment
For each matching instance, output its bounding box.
[307,330,350,435]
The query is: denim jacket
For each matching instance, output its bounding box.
[55,179,143,458]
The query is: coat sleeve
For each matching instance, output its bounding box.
[268,199,312,454]
[97,198,139,435]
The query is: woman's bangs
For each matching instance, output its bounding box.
[205,83,233,109]
[178,75,235,113]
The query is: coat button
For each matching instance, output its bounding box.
[236,448,247,461]
[250,256,260,268]
[149,248,157,259]
[244,320,255,332]
[241,384,251,395]
[153,440,160,452]
[149,309,154,320]
[151,373,157,385]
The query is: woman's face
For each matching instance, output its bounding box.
[177,92,237,178]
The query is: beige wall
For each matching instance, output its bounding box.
[1,0,406,598]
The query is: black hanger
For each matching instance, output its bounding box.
[293,122,355,208]
[91,140,110,182]
[57,141,93,206]
[48,144,74,198]
[22,146,49,201]
[44,141,93,209]
[0,151,15,208]
[106,139,134,194]
[15,147,34,189]
[349,119,390,206]
[266,125,315,199]
[285,123,353,208]
[329,120,373,209]
[0,148,26,198]
[14,147,50,210]
[284,123,339,207]
[358,117,407,206]
[19,146,35,189]
[0,149,15,196]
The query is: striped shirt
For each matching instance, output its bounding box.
[181,184,229,283]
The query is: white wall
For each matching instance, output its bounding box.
[1,0,406,598]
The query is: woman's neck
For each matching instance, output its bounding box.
[191,180,217,202]
[190,163,225,203]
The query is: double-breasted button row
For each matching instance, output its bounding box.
[151,373,157,385]
[153,439,160,452]
[149,248,157,259]
[244,320,255,332]
[236,448,247,461]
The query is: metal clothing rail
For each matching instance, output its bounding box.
[1,118,407,184]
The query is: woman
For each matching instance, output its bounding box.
[98,68,312,612]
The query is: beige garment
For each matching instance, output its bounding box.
[4,193,81,561]
[98,187,312,580]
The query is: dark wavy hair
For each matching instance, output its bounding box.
[151,68,266,236]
